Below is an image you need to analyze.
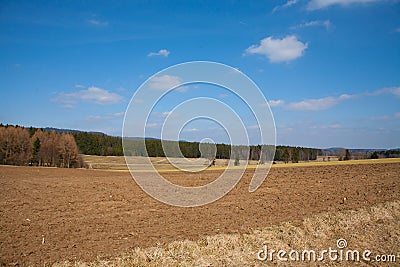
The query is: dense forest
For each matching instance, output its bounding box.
[124,139,321,163]
[72,129,322,162]
[72,131,123,156]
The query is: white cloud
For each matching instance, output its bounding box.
[230,67,241,73]
[286,97,338,111]
[150,111,173,117]
[369,115,391,121]
[370,112,400,121]
[145,123,159,128]
[370,87,400,97]
[327,123,342,129]
[245,35,308,63]
[61,104,75,109]
[133,98,144,104]
[285,94,353,111]
[183,128,199,132]
[70,87,123,104]
[149,75,185,91]
[291,20,332,30]
[307,0,386,10]
[162,111,172,116]
[148,49,170,57]
[272,0,299,13]
[268,100,285,107]
[54,86,123,106]
[308,123,343,129]
[270,86,400,112]
[247,125,260,130]
[384,87,400,97]
[88,19,109,26]
[226,67,242,76]
[87,112,124,122]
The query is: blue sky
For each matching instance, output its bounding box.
[1,0,399,148]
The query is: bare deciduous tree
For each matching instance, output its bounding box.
[0,126,31,165]
[1,126,82,168]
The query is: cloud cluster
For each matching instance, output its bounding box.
[268,100,285,107]
[245,35,308,63]
[369,112,400,121]
[88,19,109,26]
[87,112,124,122]
[151,111,173,117]
[269,86,400,111]
[272,0,299,13]
[307,0,385,10]
[291,20,332,30]
[183,127,199,132]
[285,94,353,111]
[370,87,400,98]
[148,49,170,57]
[54,86,123,107]
[268,95,350,111]
[149,75,186,91]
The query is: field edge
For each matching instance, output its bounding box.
[55,199,400,267]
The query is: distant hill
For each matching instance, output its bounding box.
[43,127,104,135]
[324,147,395,152]
[322,147,400,159]
[324,147,345,151]
[124,137,161,141]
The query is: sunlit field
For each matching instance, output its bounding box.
[1,161,399,266]
[82,154,400,172]
[56,200,400,267]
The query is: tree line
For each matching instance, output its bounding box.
[0,124,323,165]
[0,125,83,167]
[125,139,321,163]
[369,149,400,159]
[71,131,123,156]
[274,146,321,163]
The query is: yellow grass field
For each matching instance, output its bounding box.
[82,154,400,172]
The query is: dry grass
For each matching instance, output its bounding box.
[55,200,400,267]
[82,155,128,170]
[83,154,400,172]
[271,158,400,168]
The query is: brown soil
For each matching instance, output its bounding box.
[0,163,399,266]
